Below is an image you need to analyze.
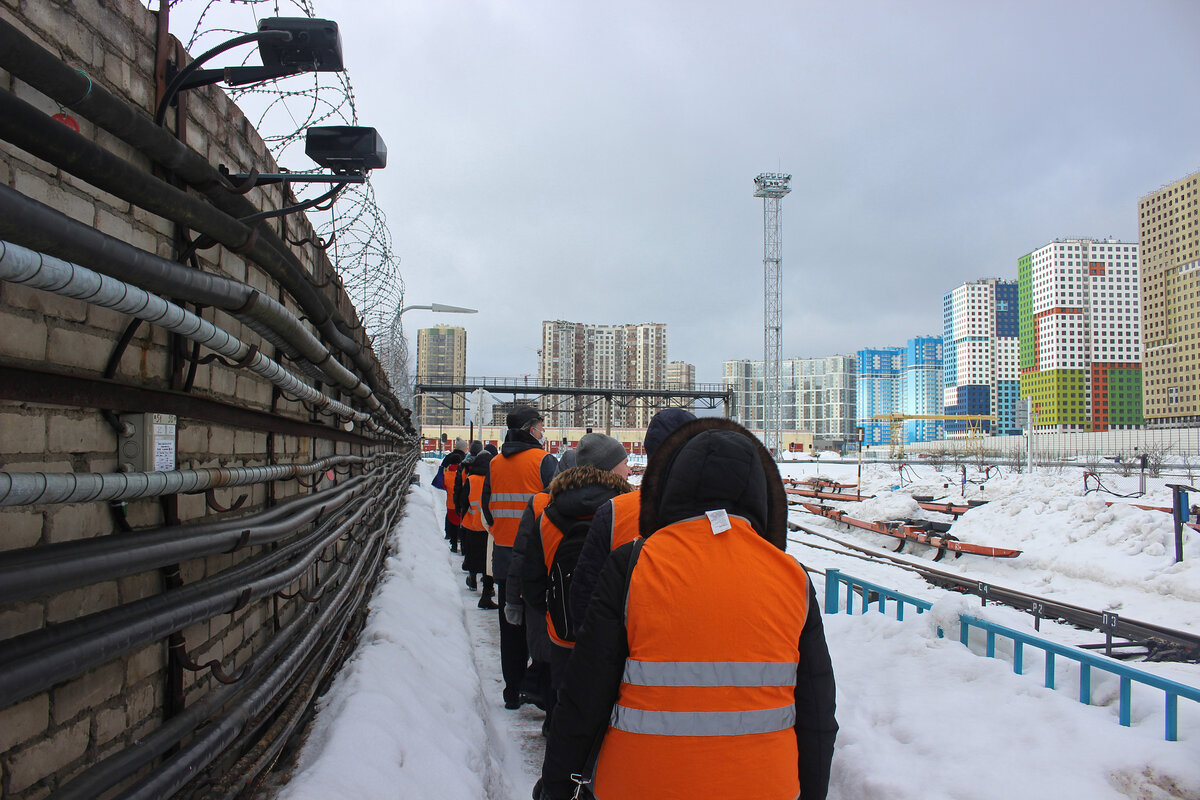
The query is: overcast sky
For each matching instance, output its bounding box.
[174,1,1200,384]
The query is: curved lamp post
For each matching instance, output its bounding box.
[398,303,478,432]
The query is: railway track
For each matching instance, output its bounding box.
[788,517,1200,663]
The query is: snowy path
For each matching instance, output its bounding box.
[275,462,543,800]
[273,460,1200,800]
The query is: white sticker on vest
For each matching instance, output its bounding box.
[706,508,731,534]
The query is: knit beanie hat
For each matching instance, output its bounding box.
[483,443,498,456]
[453,437,468,451]
[506,406,544,430]
[644,408,698,457]
[469,440,483,456]
[577,433,628,471]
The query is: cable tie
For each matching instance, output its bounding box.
[68,68,94,106]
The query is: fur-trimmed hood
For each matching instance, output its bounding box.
[637,417,788,550]
[547,465,633,519]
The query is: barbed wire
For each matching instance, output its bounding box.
[152,0,411,393]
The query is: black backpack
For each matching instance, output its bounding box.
[543,504,592,644]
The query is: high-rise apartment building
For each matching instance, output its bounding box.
[665,361,696,413]
[724,356,857,447]
[1140,170,1200,426]
[416,325,467,428]
[538,321,668,428]
[1018,238,1143,431]
[943,279,1020,435]
[856,338,943,446]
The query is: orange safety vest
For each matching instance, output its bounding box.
[444,462,462,524]
[485,448,547,547]
[592,514,809,800]
[607,488,642,552]
[461,473,486,532]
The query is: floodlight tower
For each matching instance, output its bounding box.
[754,172,791,459]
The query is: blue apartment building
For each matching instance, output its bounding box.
[857,337,944,447]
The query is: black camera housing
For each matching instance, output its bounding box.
[258,18,343,71]
[305,126,388,172]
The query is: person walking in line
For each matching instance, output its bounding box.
[516,432,633,732]
[568,407,696,630]
[537,418,838,800]
[434,438,469,553]
[482,407,558,709]
[456,450,494,603]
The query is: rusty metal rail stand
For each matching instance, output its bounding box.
[789,519,1200,662]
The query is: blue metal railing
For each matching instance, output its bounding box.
[823,568,933,621]
[824,569,1200,741]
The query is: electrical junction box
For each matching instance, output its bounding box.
[118,413,177,473]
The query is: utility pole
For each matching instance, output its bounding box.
[754,172,791,460]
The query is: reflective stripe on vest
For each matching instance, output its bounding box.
[611,704,796,737]
[486,449,547,546]
[607,489,641,552]
[592,514,809,800]
[622,659,798,688]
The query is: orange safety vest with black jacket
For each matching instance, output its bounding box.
[482,432,557,547]
[567,488,642,633]
[459,472,487,532]
[539,418,838,800]
[522,465,632,649]
[593,514,808,798]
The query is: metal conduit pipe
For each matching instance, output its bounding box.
[0,242,394,439]
[0,476,369,605]
[0,470,399,710]
[0,18,406,422]
[0,447,383,507]
[49,599,322,800]
[0,92,399,419]
[51,477,405,800]
[0,470,391,668]
[0,222,405,435]
[122,492,400,800]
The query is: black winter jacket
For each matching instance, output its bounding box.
[540,418,838,800]
[567,499,617,632]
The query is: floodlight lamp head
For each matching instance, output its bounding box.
[257,18,343,72]
[753,172,792,198]
[305,126,388,173]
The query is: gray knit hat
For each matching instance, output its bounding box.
[453,437,468,451]
[577,433,628,471]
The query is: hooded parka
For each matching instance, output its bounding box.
[539,419,838,800]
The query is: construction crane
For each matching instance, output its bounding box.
[871,413,998,459]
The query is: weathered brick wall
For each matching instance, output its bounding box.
[0,1,391,795]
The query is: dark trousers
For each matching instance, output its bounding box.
[444,513,460,548]
[546,642,571,721]
[495,579,528,704]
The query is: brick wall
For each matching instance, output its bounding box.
[0,1,394,795]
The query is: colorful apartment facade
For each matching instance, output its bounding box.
[1018,238,1143,431]
[942,279,1020,435]
[1139,169,1200,426]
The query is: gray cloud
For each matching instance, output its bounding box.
[176,0,1200,383]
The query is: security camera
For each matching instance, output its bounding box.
[305,126,388,173]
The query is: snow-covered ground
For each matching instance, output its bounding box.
[275,459,1200,800]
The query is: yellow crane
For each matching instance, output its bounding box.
[871,413,998,459]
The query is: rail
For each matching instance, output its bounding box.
[824,569,1200,741]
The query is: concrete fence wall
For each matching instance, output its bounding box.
[0,1,393,795]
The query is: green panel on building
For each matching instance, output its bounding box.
[1020,368,1086,426]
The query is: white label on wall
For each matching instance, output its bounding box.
[153,438,175,472]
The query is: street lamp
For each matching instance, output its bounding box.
[399,303,478,317]
[398,303,478,432]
